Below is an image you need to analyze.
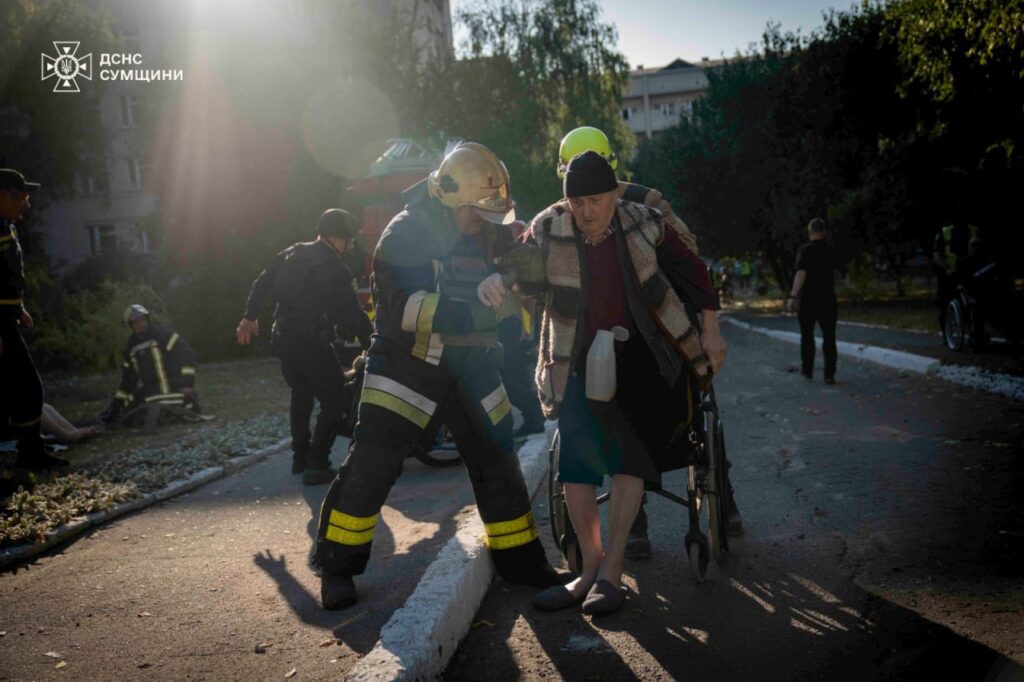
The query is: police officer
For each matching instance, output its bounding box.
[0,168,67,470]
[554,128,744,559]
[237,209,373,485]
[101,304,201,420]
[314,142,561,610]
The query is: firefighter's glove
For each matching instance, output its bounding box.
[495,244,545,295]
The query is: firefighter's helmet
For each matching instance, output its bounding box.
[557,126,618,178]
[123,304,149,325]
[428,142,515,224]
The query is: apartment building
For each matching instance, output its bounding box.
[621,58,720,142]
[38,0,451,271]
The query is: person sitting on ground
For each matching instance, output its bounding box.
[514,151,729,615]
[99,304,201,424]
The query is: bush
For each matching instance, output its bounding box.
[838,252,885,304]
[30,281,170,373]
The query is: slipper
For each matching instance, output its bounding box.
[582,579,627,615]
[532,585,585,612]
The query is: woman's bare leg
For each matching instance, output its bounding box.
[563,482,602,597]
[597,474,644,588]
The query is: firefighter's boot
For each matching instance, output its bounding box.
[321,574,357,610]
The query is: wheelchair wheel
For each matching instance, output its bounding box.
[706,420,731,563]
[548,430,583,574]
[688,534,709,583]
[943,296,968,351]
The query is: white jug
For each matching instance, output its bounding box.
[586,326,630,401]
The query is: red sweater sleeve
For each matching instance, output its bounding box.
[657,226,720,311]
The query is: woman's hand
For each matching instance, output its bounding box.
[700,309,727,374]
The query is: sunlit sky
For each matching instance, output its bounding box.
[450,0,856,68]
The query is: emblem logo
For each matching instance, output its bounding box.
[41,41,93,92]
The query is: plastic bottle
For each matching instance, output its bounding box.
[586,326,630,401]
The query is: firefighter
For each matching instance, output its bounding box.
[100,305,201,422]
[554,127,743,560]
[237,209,373,485]
[314,142,561,610]
[0,168,67,469]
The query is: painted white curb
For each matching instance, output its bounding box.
[723,317,1024,401]
[347,423,554,682]
[0,437,291,569]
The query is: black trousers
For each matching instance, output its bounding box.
[274,331,345,468]
[798,302,838,379]
[316,344,547,581]
[0,317,43,457]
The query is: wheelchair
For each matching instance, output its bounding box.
[547,385,733,583]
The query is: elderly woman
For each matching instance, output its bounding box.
[482,151,727,615]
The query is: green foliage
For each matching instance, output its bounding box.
[0,0,118,198]
[630,0,1024,292]
[30,280,168,372]
[839,253,885,304]
[449,0,633,215]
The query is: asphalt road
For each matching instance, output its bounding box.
[0,438,478,681]
[447,324,1024,681]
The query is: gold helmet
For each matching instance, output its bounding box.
[428,142,515,224]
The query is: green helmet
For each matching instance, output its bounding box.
[557,126,618,178]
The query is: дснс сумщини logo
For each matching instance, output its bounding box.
[41,41,92,93]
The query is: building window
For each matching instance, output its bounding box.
[682,100,694,118]
[127,158,147,189]
[659,102,677,117]
[120,95,143,127]
[86,224,117,255]
[621,106,638,121]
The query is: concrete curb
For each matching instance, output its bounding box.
[722,317,1024,401]
[347,423,554,682]
[0,436,291,569]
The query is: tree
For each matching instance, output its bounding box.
[448,0,633,215]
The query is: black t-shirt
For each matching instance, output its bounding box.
[795,240,836,305]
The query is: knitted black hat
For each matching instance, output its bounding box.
[563,150,618,198]
[316,208,358,238]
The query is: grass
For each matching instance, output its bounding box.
[724,279,939,333]
[1,355,292,548]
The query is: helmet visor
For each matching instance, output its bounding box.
[470,183,515,224]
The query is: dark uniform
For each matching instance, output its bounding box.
[244,240,373,473]
[111,324,198,412]
[315,188,550,586]
[0,220,46,466]
[795,239,838,381]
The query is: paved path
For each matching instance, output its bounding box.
[732,311,1024,378]
[0,439,477,681]
[447,323,1024,680]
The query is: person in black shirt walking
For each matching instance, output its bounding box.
[0,168,67,470]
[787,218,838,384]
[237,209,373,484]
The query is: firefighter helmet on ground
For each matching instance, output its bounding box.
[123,304,150,325]
[427,142,515,224]
[558,126,618,178]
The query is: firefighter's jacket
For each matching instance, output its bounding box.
[0,221,26,321]
[114,325,197,407]
[371,190,518,364]
[243,240,372,349]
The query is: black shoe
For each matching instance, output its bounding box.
[624,533,652,560]
[801,372,813,381]
[321,574,357,610]
[824,376,836,385]
[291,459,305,475]
[14,451,69,471]
[302,465,336,485]
[503,563,571,588]
[513,420,545,439]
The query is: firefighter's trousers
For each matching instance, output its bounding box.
[315,343,547,580]
[0,317,43,456]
